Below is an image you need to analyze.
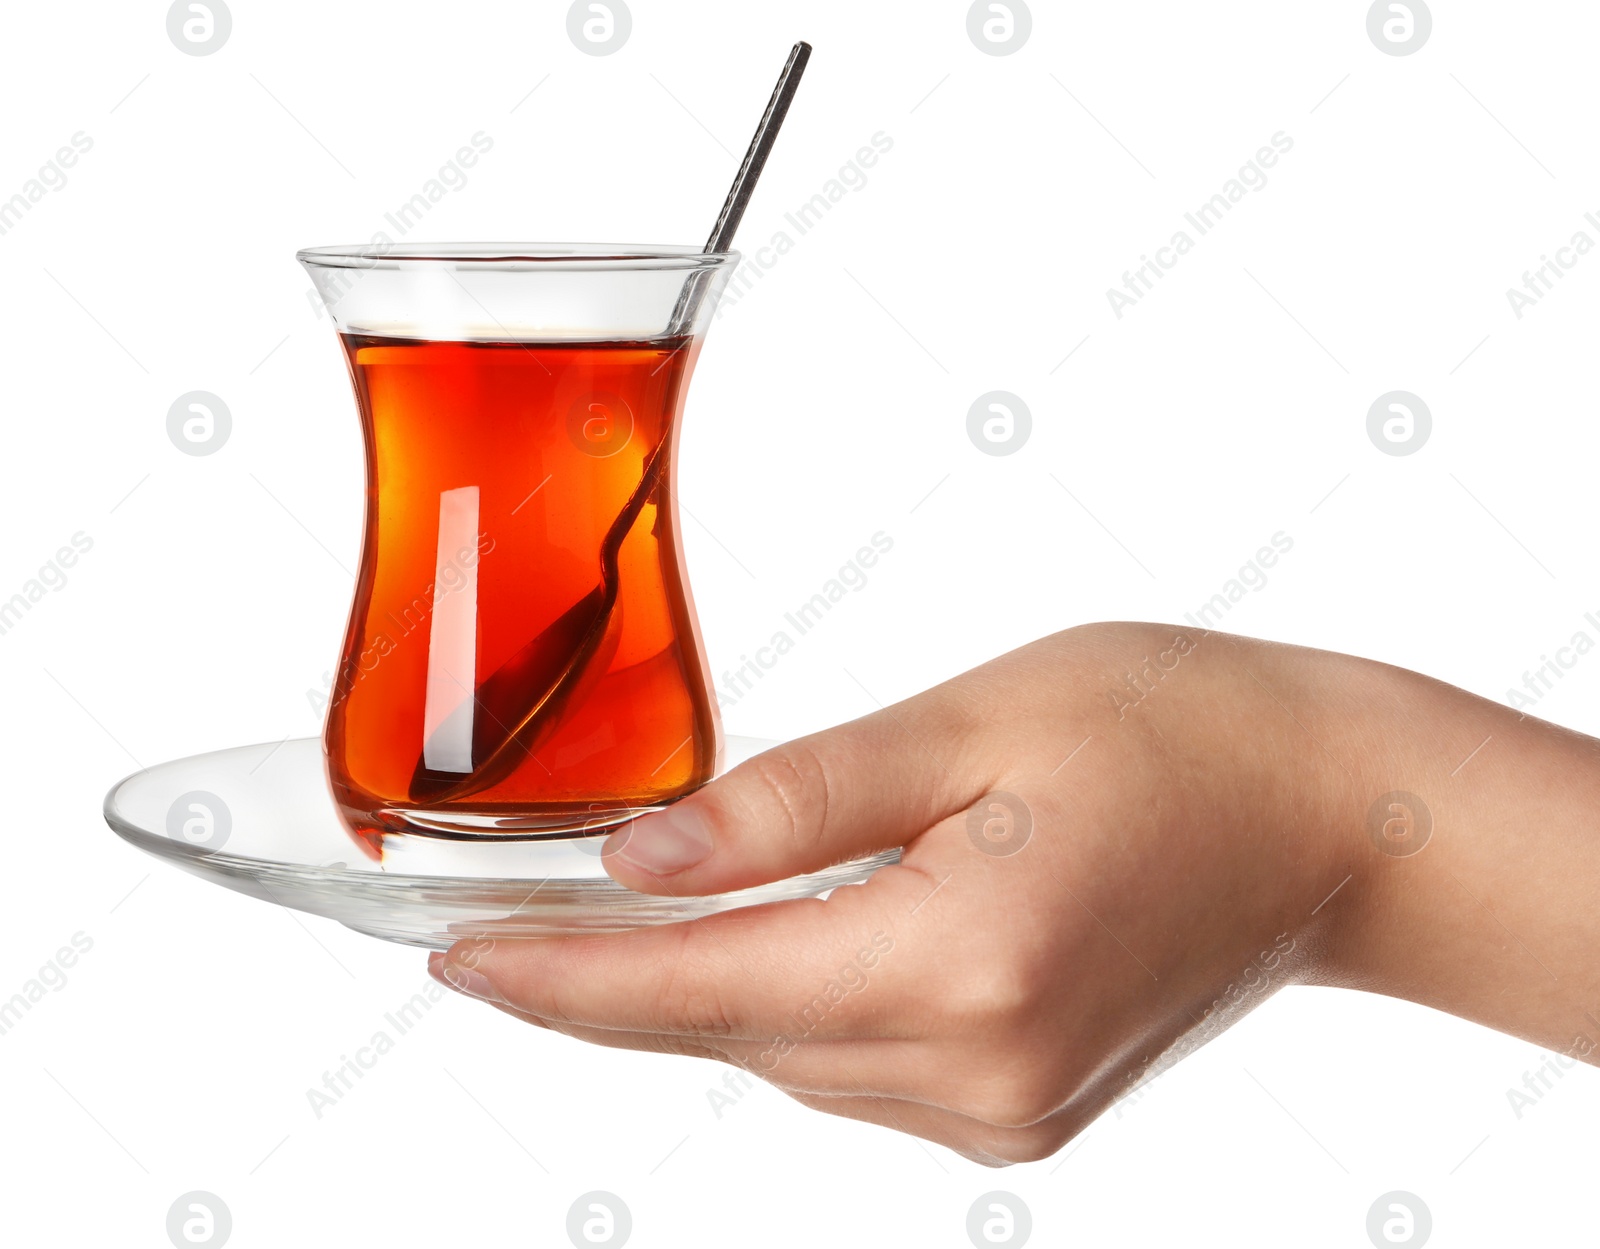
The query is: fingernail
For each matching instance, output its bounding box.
[429,952,506,1006]
[610,807,713,875]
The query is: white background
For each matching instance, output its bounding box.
[2,0,1598,1244]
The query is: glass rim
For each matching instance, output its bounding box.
[297,241,740,272]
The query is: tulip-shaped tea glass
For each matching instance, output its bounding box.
[299,244,740,853]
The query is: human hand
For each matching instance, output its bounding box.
[429,622,1600,1163]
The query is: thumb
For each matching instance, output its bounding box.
[601,698,985,895]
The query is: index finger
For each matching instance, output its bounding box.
[449,863,929,1042]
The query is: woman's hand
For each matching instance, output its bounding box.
[428,623,1600,1164]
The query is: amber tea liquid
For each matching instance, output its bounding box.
[325,334,721,851]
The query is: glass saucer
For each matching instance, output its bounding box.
[103,737,897,950]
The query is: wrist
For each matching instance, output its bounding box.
[1083,625,1384,996]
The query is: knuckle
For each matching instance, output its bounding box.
[938,963,1046,1032]
[652,928,737,1037]
[958,1075,1063,1131]
[655,1033,716,1061]
[747,743,834,856]
[982,1122,1073,1165]
[530,974,583,1027]
[990,966,1048,1021]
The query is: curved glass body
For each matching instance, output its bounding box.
[298,244,738,851]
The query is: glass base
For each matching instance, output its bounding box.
[103,736,900,949]
[367,801,665,841]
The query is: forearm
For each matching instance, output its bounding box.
[1308,652,1600,1062]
